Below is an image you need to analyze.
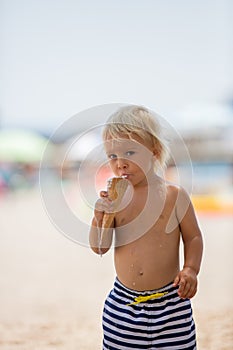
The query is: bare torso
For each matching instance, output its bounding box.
[114,181,181,291]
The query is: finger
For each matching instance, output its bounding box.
[100,190,108,198]
[180,282,191,299]
[173,275,180,287]
[187,282,197,299]
[177,278,186,297]
[95,199,114,218]
[95,199,105,212]
[187,287,196,299]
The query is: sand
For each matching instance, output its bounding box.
[0,188,232,349]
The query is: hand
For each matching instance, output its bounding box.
[173,267,198,299]
[94,191,113,227]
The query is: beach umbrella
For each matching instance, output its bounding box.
[0,129,50,163]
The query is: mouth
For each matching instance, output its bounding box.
[120,174,130,179]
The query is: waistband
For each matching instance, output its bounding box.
[114,277,177,302]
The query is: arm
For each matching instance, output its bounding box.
[89,191,114,255]
[173,187,203,299]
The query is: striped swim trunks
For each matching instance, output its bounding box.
[102,278,196,349]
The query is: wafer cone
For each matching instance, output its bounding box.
[101,212,115,229]
[102,177,129,229]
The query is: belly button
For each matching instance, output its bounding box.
[139,270,143,276]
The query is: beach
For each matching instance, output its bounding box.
[0,189,233,349]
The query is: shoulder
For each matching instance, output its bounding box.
[165,181,190,199]
[153,176,192,209]
[165,182,192,217]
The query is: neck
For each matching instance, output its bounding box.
[135,170,162,189]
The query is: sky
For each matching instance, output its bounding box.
[0,0,232,134]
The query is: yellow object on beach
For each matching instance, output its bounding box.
[191,194,233,214]
[127,292,168,306]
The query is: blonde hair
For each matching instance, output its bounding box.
[103,105,170,168]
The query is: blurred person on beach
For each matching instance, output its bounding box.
[89,105,203,349]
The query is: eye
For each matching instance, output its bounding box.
[108,154,117,160]
[125,151,135,156]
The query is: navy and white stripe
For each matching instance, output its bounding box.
[102,278,196,349]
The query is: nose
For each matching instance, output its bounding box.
[116,157,128,169]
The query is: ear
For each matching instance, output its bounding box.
[151,151,157,163]
[152,145,161,160]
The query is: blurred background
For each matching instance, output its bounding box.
[0,0,232,349]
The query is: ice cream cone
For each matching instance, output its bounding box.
[102,177,129,229]
[101,212,115,229]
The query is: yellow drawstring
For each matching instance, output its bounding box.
[127,292,168,306]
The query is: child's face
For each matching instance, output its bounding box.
[104,134,155,187]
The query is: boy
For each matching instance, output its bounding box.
[89,105,203,349]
